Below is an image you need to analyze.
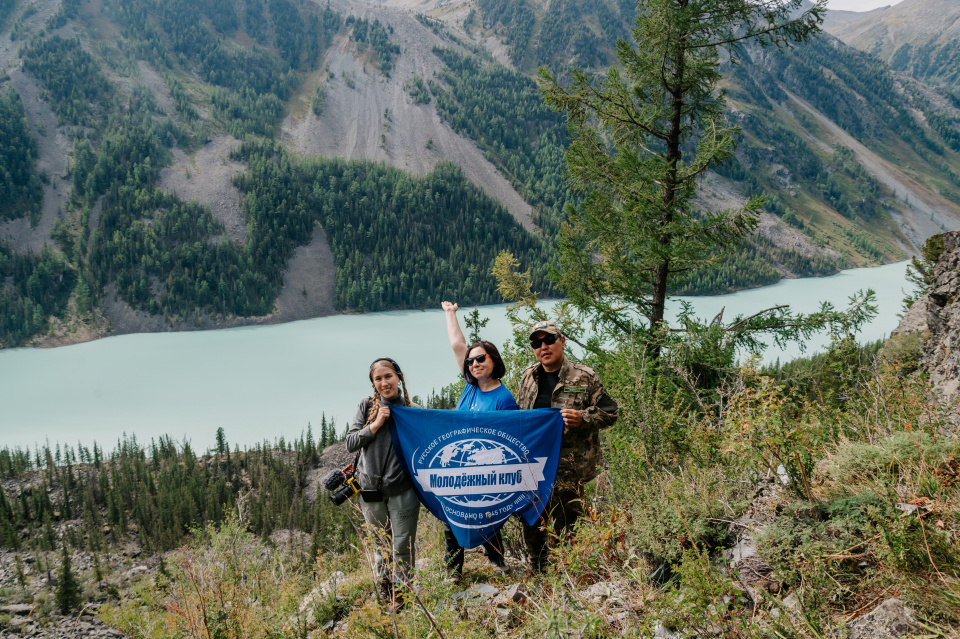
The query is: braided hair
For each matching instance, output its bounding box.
[364,357,413,426]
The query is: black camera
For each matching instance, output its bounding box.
[321,465,361,506]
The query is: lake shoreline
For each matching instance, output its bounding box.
[20,259,890,351]
[0,261,910,451]
[28,297,342,350]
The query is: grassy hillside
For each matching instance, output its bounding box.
[1,331,957,637]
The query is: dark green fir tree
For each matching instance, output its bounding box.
[55,543,82,614]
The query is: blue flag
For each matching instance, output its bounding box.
[389,405,564,549]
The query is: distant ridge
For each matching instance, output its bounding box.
[824,0,960,93]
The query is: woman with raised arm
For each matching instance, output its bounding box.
[345,357,419,607]
[440,301,518,580]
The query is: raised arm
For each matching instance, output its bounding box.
[441,301,468,373]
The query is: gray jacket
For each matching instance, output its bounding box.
[345,394,414,497]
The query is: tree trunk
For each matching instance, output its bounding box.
[648,17,687,360]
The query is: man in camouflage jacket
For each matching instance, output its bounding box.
[518,320,618,572]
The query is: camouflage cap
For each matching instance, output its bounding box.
[529,320,562,338]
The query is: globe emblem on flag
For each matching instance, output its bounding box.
[430,439,522,507]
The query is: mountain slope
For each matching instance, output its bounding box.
[281,3,538,231]
[2,0,960,347]
[0,0,557,347]
[469,0,960,257]
[721,36,960,258]
[823,0,960,94]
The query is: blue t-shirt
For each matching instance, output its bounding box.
[455,382,519,412]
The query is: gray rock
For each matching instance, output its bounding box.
[770,592,801,619]
[723,479,788,601]
[846,598,917,639]
[496,583,529,605]
[653,620,678,638]
[891,230,960,402]
[896,502,918,516]
[414,557,435,571]
[122,565,149,581]
[299,587,321,614]
[581,580,626,607]
[319,571,346,597]
[0,604,35,615]
[449,583,500,605]
[893,297,938,337]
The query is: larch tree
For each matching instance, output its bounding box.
[538,0,827,359]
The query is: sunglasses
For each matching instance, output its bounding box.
[530,334,560,349]
[465,354,488,366]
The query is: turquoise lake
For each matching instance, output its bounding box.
[0,261,910,451]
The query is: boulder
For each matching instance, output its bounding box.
[320,571,347,597]
[893,297,939,337]
[495,583,529,606]
[653,620,678,638]
[0,604,35,615]
[723,478,785,600]
[299,587,321,614]
[846,598,917,639]
[449,582,503,607]
[580,580,626,607]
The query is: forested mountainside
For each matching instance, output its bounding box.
[475,0,960,249]
[824,0,960,95]
[1,0,960,347]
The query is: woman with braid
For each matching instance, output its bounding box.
[345,357,420,605]
[440,301,518,580]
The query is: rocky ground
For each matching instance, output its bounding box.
[891,229,960,401]
[0,530,144,639]
[0,68,73,253]
[0,427,942,639]
[158,136,248,244]
[304,441,356,504]
[0,3,86,253]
